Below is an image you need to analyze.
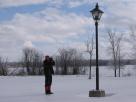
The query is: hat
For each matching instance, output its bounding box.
[45,55,49,58]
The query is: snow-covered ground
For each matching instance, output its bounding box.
[0,75,136,102]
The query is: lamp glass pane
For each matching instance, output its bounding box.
[92,10,103,21]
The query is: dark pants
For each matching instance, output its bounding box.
[45,75,52,85]
[45,75,52,93]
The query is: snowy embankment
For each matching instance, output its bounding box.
[0,75,136,102]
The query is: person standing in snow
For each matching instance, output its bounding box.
[43,56,55,95]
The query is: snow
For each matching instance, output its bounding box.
[0,75,136,102]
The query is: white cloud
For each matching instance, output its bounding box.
[0,0,88,8]
[23,41,35,48]
[68,0,89,8]
[0,0,48,8]
[10,8,90,41]
[0,7,90,61]
[0,0,66,8]
[99,0,136,30]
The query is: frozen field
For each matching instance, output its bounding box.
[0,75,136,102]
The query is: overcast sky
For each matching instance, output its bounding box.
[0,0,135,61]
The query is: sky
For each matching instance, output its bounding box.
[0,0,136,61]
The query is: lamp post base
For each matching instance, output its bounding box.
[89,90,105,97]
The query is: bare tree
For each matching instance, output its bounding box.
[31,51,43,75]
[58,48,74,75]
[129,26,136,55]
[22,47,43,75]
[54,55,60,74]
[85,35,94,79]
[56,48,84,75]
[129,26,136,73]
[0,57,8,76]
[71,49,83,75]
[107,30,123,77]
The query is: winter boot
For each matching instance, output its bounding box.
[48,85,53,94]
[45,85,50,95]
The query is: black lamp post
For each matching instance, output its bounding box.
[89,3,105,97]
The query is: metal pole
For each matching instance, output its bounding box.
[95,21,99,90]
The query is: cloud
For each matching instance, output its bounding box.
[11,8,90,42]
[0,7,90,61]
[68,0,89,8]
[23,41,35,48]
[0,0,65,8]
[0,0,48,8]
[0,0,89,8]
[99,0,136,30]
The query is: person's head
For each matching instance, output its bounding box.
[45,55,50,60]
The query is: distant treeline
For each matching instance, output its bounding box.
[8,59,136,68]
[85,59,136,66]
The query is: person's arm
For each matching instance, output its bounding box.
[52,60,55,66]
[43,60,48,75]
[51,67,54,75]
[51,60,55,74]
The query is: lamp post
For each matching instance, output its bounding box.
[89,3,105,97]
